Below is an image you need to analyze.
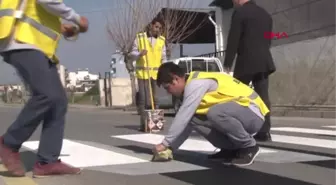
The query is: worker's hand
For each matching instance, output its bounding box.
[78,16,89,33]
[61,24,78,38]
[153,144,167,153]
[139,50,147,56]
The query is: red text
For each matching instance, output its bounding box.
[264,32,288,39]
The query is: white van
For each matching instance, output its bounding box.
[167,57,225,74]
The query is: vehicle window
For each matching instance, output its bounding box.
[191,59,220,72]
[207,61,220,72]
[178,60,191,74]
[191,59,206,71]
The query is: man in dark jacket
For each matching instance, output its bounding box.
[223,0,276,141]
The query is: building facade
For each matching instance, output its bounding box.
[210,0,335,105]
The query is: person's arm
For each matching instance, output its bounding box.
[161,79,213,149]
[223,10,243,70]
[128,39,141,61]
[36,0,81,25]
[161,44,167,63]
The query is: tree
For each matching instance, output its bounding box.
[156,1,208,58]
[106,0,208,107]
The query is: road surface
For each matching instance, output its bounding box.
[0,105,334,185]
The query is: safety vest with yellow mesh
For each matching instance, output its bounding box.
[135,32,165,80]
[186,71,270,117]
[0,0,62,62]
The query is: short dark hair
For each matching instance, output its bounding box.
[157,62,185,87]
[151,18,164,27]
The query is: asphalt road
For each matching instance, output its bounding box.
[0,105,335,185]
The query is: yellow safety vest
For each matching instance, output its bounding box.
[186,71,270,116]
[135,32,165,80]
[0,0,62,62]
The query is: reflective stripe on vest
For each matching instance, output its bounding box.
[190,71,265,120]
[0,9,58,41]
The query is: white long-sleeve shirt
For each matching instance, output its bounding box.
[129,35,167,63]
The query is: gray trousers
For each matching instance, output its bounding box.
[172,102,264,150]
[1,49,68,163]
[137,78,159,127]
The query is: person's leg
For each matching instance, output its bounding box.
[32,62,81,178]
[35,64,68,164]
[190,116,239,164]
[0,50,59,176]
[252,73,272,141]
[137,79,148,131]
[206,102,264,166]
[151,78,160,109]
[191,116,236,150]
[234,73,272,141]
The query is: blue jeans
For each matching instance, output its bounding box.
[1,49,68,163]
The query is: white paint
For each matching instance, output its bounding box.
[271,135,336,149]
[22,139,147,168]
[323,125,336,129]
[112,134,277,154]
[271,127,336,136]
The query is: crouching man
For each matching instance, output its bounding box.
[153,62,270,166]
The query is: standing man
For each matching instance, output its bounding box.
[129,18,167,131]
[0,0,88,177]
[223,0,276,141]
[153,62,269,166]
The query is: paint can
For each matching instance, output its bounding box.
[144,109,165,133]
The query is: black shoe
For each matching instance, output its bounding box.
[231,145,260,167]
[208,149,238,165]
[254,132,272,142]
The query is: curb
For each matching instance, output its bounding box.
[272,108,335,119]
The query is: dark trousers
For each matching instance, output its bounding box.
[234,73,271,133]
[137,78,159,127]
[1,49,68,163]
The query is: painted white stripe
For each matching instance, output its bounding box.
[271,134,336,149]
[271,127,336,136]
[22,139,147,168]
[112,134,277,154]
[323,125,336,129]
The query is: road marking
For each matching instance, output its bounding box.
[271,127,336,136]
[112,134,277,154]
[271,134,336,149]
[323,125,336,129]
[22,139,147,168]
[0,165,38,185]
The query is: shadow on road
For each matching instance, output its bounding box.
[117,145,317,185]
[114,125,141,131]
[0,151,36,176]
[162,168,316,185]
[300,159,336,169]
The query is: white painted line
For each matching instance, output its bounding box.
[271,134,336,149]
[323,125,336,129]
[112,134,277,154]
[22,139,147,168]
[271,127,336,136]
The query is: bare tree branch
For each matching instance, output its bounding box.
[107,0,208,62]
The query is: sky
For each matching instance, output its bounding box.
[0,0,215,84]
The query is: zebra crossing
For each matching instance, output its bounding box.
[20,124,335,175]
